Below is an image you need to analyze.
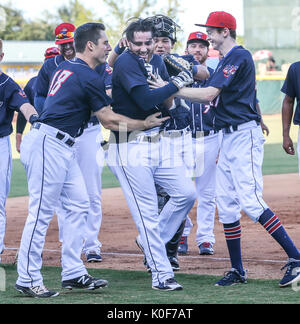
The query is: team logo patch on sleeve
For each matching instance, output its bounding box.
[18,90,27,98]
[223,65,239,78]
[105,65,113,75]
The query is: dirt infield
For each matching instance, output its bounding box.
[2,173,300,281]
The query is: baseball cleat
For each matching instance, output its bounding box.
[168,256,180,271]
[199,242,214,255]
[15,284,59,298]
[152,278,183,291]
[86,252,102,263]
[279,258,300,287]
[178,236,188,255]
[62,274,108,290]
[215,268,247,286]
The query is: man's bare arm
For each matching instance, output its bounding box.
[282,94,295,155]
[95,106,170,132]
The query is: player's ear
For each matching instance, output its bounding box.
[86,41,95,52]
[223,28,230,38]
[0,52,4,62]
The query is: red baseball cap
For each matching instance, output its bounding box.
[44,47,60,60]
[195,11,237,30]
[55,23,76,45]
[187,31,209,47]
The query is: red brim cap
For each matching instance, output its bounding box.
[187,32,210,47]
[55,38,74,45]
[195,11,236,30]
[55,22,76,45]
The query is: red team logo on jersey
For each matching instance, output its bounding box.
[48,69,73,96]
[18,90,27,98]
[105,65,113,75]
[223,65,239,78]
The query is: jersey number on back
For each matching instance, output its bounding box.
[48,69,73,96]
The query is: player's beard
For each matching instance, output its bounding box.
[62,46,75,60]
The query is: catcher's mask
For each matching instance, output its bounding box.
[145,15,180,44]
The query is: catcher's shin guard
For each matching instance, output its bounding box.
[165,219,186,258]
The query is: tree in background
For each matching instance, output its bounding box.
[0,0,183,48]
[57,0,98,26]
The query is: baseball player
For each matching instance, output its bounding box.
[15,22,167,298]
[107,17,191,272]
[16,47,60,153]
[34,23,76,114]
[106,18,196,291]
[177,31,219,256]
[34,23,112,262]
[0,39,38,264]
[149,11,300,288]
[281,60,300,169]
[146,15,211,268]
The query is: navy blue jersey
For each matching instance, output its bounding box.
[35,54,65,97]
[95,62,113,90]
[208,46,261,129]
[39,58,112,137]
[24,76,37,105]
[112,51,170,120]
[281,62,300,125]
[0,73,29,137]
[188,66,215,134]
[163,54,198,131]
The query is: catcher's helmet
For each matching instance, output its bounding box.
[44,47,60,60]
[145,15,181,43]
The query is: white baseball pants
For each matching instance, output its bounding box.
[107,131,196,286]
[0,136,12,255]
[216,121,269,224]
[55,124,104,255]
[17,124,89,287]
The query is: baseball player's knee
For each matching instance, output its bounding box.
[181,186,197,206]
[218,212,241,225]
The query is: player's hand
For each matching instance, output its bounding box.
[143,112,170,129]
[119,37,129,49]
[261,121,269,136]
[147,73,168,89]
[16,133,22,153]
[283,135,295,155]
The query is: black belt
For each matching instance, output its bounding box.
[192,129,218,138]
[33,123,75,147]
[221,121,260,134]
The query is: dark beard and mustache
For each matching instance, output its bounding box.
[61,46,75,60]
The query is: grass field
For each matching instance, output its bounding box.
[7,114,300,197]
[1,265,299,305]
[9,142,298,198]
[3,115,300,304]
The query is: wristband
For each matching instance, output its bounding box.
[192,65,198,76]
[114,43,126,55]
[29,114,39,125]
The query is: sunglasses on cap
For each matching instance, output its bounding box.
[56,31,74,40]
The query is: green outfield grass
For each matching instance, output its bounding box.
[1,265,299,304]
[8,142,298,198]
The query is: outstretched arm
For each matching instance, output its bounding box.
[95,106,170,132]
